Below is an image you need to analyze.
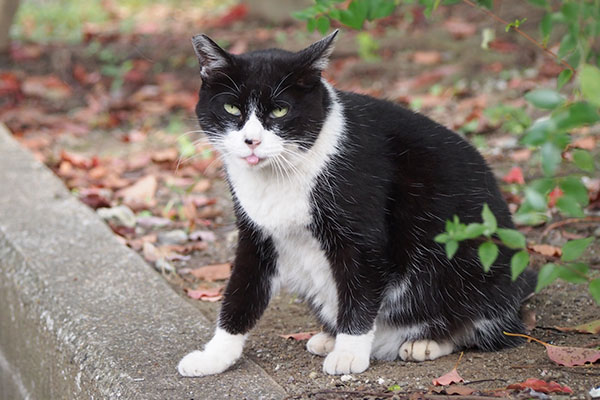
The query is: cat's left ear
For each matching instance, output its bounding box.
[191,34,232,78]
[298,29,339,72]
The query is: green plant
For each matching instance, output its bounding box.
[295,0,599,303]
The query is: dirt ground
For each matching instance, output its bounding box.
[2,1,599,398]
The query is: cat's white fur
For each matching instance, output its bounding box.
[179,82,452,377]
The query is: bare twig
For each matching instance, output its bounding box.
[540,216,600,239]
[461,0,576,73]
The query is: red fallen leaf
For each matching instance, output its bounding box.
[507,378,573,394]
[412,51,442,65]
[556,319,600,334]
[79,188,112,209]
[488,39,519,53]
[503,166,525,184]
[529,244,561,257]
[505,332,600,367]
[180,263,232,282]
[0,72,21,97]
[185,286,224,302]
[572,136,596,150]
[443,18,476,39]
[279,331,319,341]
[151,148,178,163]
[548,187,564,208]
[545,344,600,366]
[22,75,72,100]
[432,367,464,386]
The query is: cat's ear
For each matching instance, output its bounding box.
[191,34,232,78]
[298,30,339,72]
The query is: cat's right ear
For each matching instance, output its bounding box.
[191,34,232,78]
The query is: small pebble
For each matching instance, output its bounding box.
[308,371,318,379]
[97,205,136,227]
[377,378,385,385]
[157,229,188,245]
[154,258,175,273]
[340,374,354,382]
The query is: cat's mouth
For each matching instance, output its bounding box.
[244,154,262,166]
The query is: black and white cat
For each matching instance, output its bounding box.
[177,31,535,377]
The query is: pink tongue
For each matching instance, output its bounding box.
[245,155,260,165]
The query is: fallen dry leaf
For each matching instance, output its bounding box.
[556,319,600,334]
[443,18,477,39]
[151,147,178,163]
[116,175,157,209]
[431,386,474,395]
[185,286,223,302]
[432,367,464,386]
[529,244,562,257]
[503,166,525,185]
[571,136,596,150]
[505,332,600,367]
[180,263,231,282]
[279,331,318,341]
[521,308,536,332]
[412,51,442,65]
[507,378,573,394]
[510,148,532,162]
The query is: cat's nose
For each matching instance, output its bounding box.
[244,138,261,149]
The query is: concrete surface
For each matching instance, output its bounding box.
[0,123,286,400]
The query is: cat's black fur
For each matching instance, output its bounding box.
[189,31,535,367]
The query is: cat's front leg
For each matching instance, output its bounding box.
[323,329,375,375]
[178,222,277,377]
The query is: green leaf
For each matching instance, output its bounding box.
[497,228,526,249]
[559,177,589,206]
[540,13,552,43]
[368,0,396,20]
[521,118,555,146]
[476,0,493,9]
[560,2,578,20]
[463,223,486,239]
[524,187,547,211]
[481,204,497,234]
[478,242,498,272]
[573,149,595,172]
[510,250,530,281]
[527,0,547,7]
[306,17,316,32]
[524,89,565,110]
[558,33,577,58]
[554,102,600,131]
[434,233,449,243]
[556,195,584,217]
[445,240,459,259]
[580,64,600,108]
[557,263,589,284]
[557,69,573,90]
[536,263,559,292]
[561,237,594,262]
[512,211,548,226]
[315,16,330,34]
[541,142,562,176]
[590,279,600,305]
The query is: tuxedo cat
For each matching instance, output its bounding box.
[178,31,535,377]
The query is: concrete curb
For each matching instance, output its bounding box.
[0,124,286,400]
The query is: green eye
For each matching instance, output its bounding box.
[270,106,288,118]
[224,103,241,116]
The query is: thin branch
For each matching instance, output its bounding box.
[540,216,600,239]
[461,0,576,73]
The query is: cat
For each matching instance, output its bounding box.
[177,30,536,377]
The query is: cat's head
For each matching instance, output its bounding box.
[191,31,338,171]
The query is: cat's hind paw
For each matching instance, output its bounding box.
[323,350,370,375]
[399,340,454,362]
[307,332,335,357]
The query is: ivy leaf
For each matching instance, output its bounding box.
[525,89,565,110]
[497,228,526,249]
[561,237,594,262]
[572,149,595,172]
[478,242,498,272]
[580,64,600,108]
[510,250,530,281]
[536,263,559,292]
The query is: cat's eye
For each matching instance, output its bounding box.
[224,103,241,116]
[270,106,289,118]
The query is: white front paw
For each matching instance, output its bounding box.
[307,332,335,357]
[178,349,239,377]
[323,350,370,375]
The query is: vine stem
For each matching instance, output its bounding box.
[461,0,576,74]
